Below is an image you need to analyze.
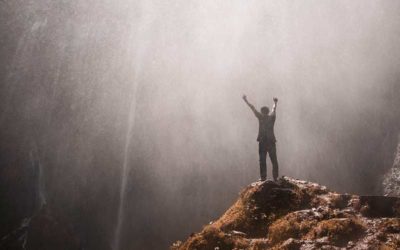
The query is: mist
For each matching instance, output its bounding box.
[1,1,400,249]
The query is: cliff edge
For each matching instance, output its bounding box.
[172,177,400,250]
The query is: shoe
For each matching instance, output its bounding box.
[259,177,266,182]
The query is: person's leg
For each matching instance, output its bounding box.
[268,143,279,181]
[259,141,267,180]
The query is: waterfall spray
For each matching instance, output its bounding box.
[111,3,152,249]
[112,40,148,249]
[112,82,138,250]
[30,142,47,210]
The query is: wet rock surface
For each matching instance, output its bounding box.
[0,205,82,250]
[171,176,400,250]
[383,135,400,196]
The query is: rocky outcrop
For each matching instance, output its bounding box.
[383,135,400,196]
[0,205,82,250]
[172,177,400,250]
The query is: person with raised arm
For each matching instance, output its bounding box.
[243,95,279,181]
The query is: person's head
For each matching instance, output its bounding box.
[261,106,269,115]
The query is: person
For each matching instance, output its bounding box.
[243,95,279,181]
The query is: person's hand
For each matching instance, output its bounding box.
[242,95,247,101]
[273,97,278,103]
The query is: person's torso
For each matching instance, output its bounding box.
[257,114,276,142]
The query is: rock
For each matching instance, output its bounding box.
[383,134,400,196]
[230,230,246,237]
[0,205,82,250]
[280,238,302,250]
[171,176,400,250]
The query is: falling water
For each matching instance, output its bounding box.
[30,143,47,210]
[36,156,47,208]
[112,82,138,250]
[112,4,152,249]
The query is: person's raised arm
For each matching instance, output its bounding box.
[243,95,261,118]
[271,97,278,115]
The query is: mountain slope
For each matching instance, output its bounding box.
[172,177,400,250]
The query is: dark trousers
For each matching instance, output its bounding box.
[259,140,279,180]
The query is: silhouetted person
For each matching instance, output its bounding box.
[243,95,279,181]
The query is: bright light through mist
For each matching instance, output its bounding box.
[0,1,399,249]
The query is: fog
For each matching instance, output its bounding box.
[1,1,400,249]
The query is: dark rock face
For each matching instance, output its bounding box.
[172,177,400,250]
[0,205,82,250]
[383,135,400,196]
